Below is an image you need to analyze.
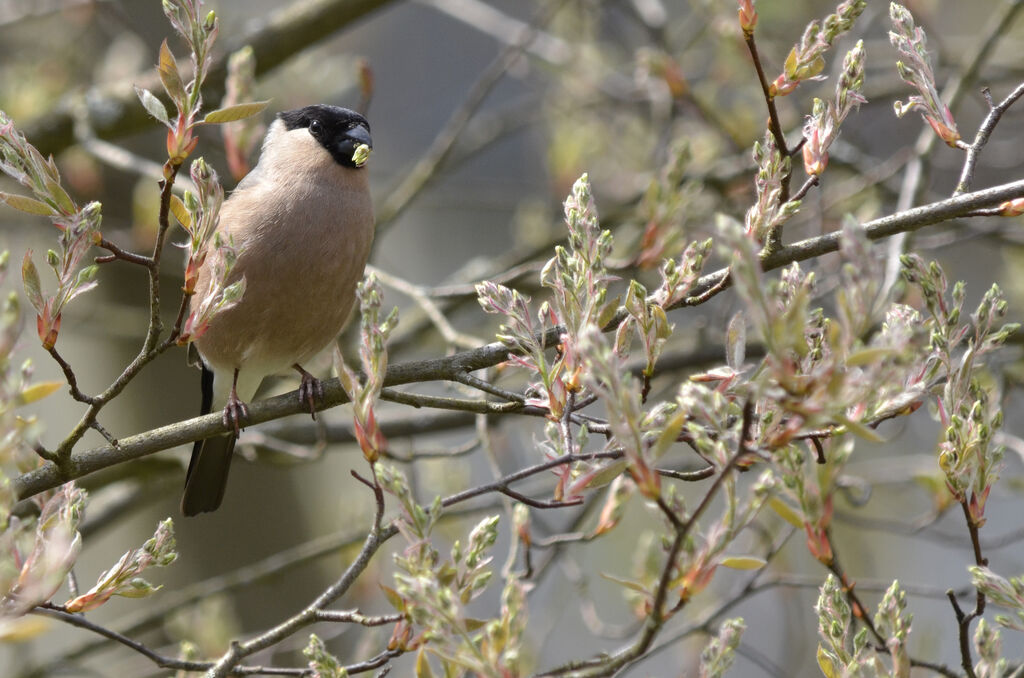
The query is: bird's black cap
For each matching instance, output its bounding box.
[278,105,372,168]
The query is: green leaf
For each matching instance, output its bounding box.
[203,100,271,124]
[649,410,685,459]
[816,644,839,678]
[169,194,192,229]
[846,346,895,367]
[651,304,671,340]
[44,177,75,215]
[599,571,649,594]
[579,459,628,489]
[158,39,186,105]
[415,648,435,678]
[720,555,767,570]
[726,311,746,371]
[839,416,884,443]
[462,617,488,632]
[220,278,245,305]
[0,616,51,642]
[21,252,44,312]
[768,497,804,528]
[0,192,56,216]
[379,584,405,612]
[597,294,622,329]
[783,47,799,80]
[625,279,647,318]
[15,381,63,407]
[134,86,170,126]
[113,578,161,598]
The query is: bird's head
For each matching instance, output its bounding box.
[277,105,372,169]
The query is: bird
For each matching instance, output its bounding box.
[181,104,375,516]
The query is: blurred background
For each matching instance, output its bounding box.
[2,0,1024,675]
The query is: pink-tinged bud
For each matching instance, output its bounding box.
[926,114,960,148]
[166,128,178,161]
[804,524,834,565]
[177,311,209,345]
[353,407,386,463]
[37,308,61,350]
[968,486,991,527]
[547,376,566,419]
[690,366,737,383]
[769,74,799,97]
[353,416,374,462]
[167,119,199,164]
[802,131,828,176]
[738,0,758,34]
[182,253,205,294]
[516,521,532,548]
[629,460,661,500]
[998,198,1024,217]
[678,561,717,603]
[593,498,621,537]
[387,620,413,651]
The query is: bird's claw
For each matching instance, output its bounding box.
[222,394,249,435]
[295,365,323,420]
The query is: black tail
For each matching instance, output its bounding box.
[181,364,235,516]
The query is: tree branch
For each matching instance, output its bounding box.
[955,81,1024,195]
[14,177,1024,501]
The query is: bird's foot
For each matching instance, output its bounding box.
[222,389,249,435]
[294,364,323,420]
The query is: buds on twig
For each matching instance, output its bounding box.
[889,3,961,148]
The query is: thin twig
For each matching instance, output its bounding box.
[314,609,403,626]
[453,370,526,403]
[206,469,390,677]
[439,451,622,511]
[953,497,989,678]
[656,466,715,482]
[741,29,792,252]
[95,237,154,268]
[380,387,528,414]
[742,31,789,160]
[789,174,820,203]
[31,605,210,673]
[498,485,583,509]
[46,346,95,405]
[955,81,1024,195]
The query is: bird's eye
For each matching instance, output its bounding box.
[309,119,323,136]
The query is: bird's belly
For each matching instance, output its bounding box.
[194,230,366,374]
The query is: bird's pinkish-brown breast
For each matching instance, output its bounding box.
[191,140,374,375]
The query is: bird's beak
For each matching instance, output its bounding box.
[345,123,373,149]
[336,123,373,167]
